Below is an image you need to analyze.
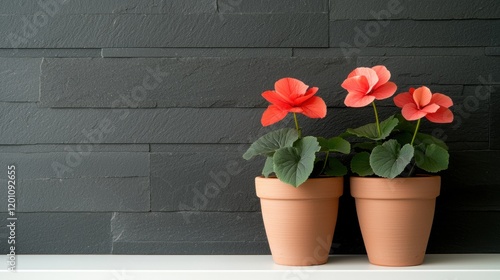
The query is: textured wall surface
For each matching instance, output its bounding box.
[0,0,499,254]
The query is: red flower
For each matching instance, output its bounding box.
[394,86,454,123]
[261,77,327,126]
[341,65,397,107]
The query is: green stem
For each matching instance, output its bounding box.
[407,161,416,177]
[319,151,330,175]
[410,118,421,146]
[371,102,381,138]
[293,113,302,138]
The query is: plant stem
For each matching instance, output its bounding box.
[407,161,416,177]
[371,102,381,138]
[293,113,302,138]
[410,118,421,146]
[319,151,330,175]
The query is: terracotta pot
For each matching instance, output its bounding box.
[350,176,440,266]
[255,176,343,266]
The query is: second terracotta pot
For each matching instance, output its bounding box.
[350,176,440,266]
[256,176,343,266]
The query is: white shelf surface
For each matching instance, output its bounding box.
[1,254,499,280]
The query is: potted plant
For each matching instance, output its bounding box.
[243,77,350,266]
[341,66,454,266]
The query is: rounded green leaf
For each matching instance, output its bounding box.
[347,115,399,141]
[317,137,329,152]
[318,137,350,154]
[273,136,321,187]
[369,140,414,179]
[395,113,416,133]
[243,128,298,160]
[351,151,374,176]
[415,143,449,173]
[324,157,348,177]
[327,137,351,154]
[415,133,448,150]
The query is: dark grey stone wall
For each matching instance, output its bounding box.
[0,0,498,254]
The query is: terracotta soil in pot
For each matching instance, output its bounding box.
[350,176,440,266]
[256,176,343,266]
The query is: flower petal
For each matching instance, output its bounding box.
[371,65,391,89]
[393,92,414,108]
[371,81,397,100]
[262,90,291,109]
[341,76,370,96]
[274,77,308,101]
[412,86,432,108]
[421,103,440,114]
[344,91,376,107]
[402,103,427,121]
[294,87,318,105]
[289,107,303,113]
[430,93,453,108]
[347,67,379,92]
[299,96,327,118]
[261,105,288,126]
[425,107,454,123]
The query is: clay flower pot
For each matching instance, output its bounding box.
[255,176,343,266]
[350,176,440,266]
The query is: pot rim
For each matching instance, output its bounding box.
[255,176,343,200]
[350,175,440,200]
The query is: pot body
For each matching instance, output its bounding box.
[350,176,440,266]
[255,176,343,266]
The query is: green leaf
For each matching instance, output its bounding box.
[347,115,399,141]
[317,137,329,152]
[393,132,448,152]
[324,157,348,176]
[338,131,352,139]
[273,136,321,187]
[243,128,298,160]
[415,133,449,150]
[328,137,351,154]
[392,117,448,150]
[262,157,274,177]
[395,114,416,133]
[318,137,351,154]
[351,152,374,176]
[370,140,414,179]
[415,143,449,173]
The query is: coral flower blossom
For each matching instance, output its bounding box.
[261,77,327,126]
[341,65,397,107]
[394,86,454,123]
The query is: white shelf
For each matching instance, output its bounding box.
[1,254,499,280]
